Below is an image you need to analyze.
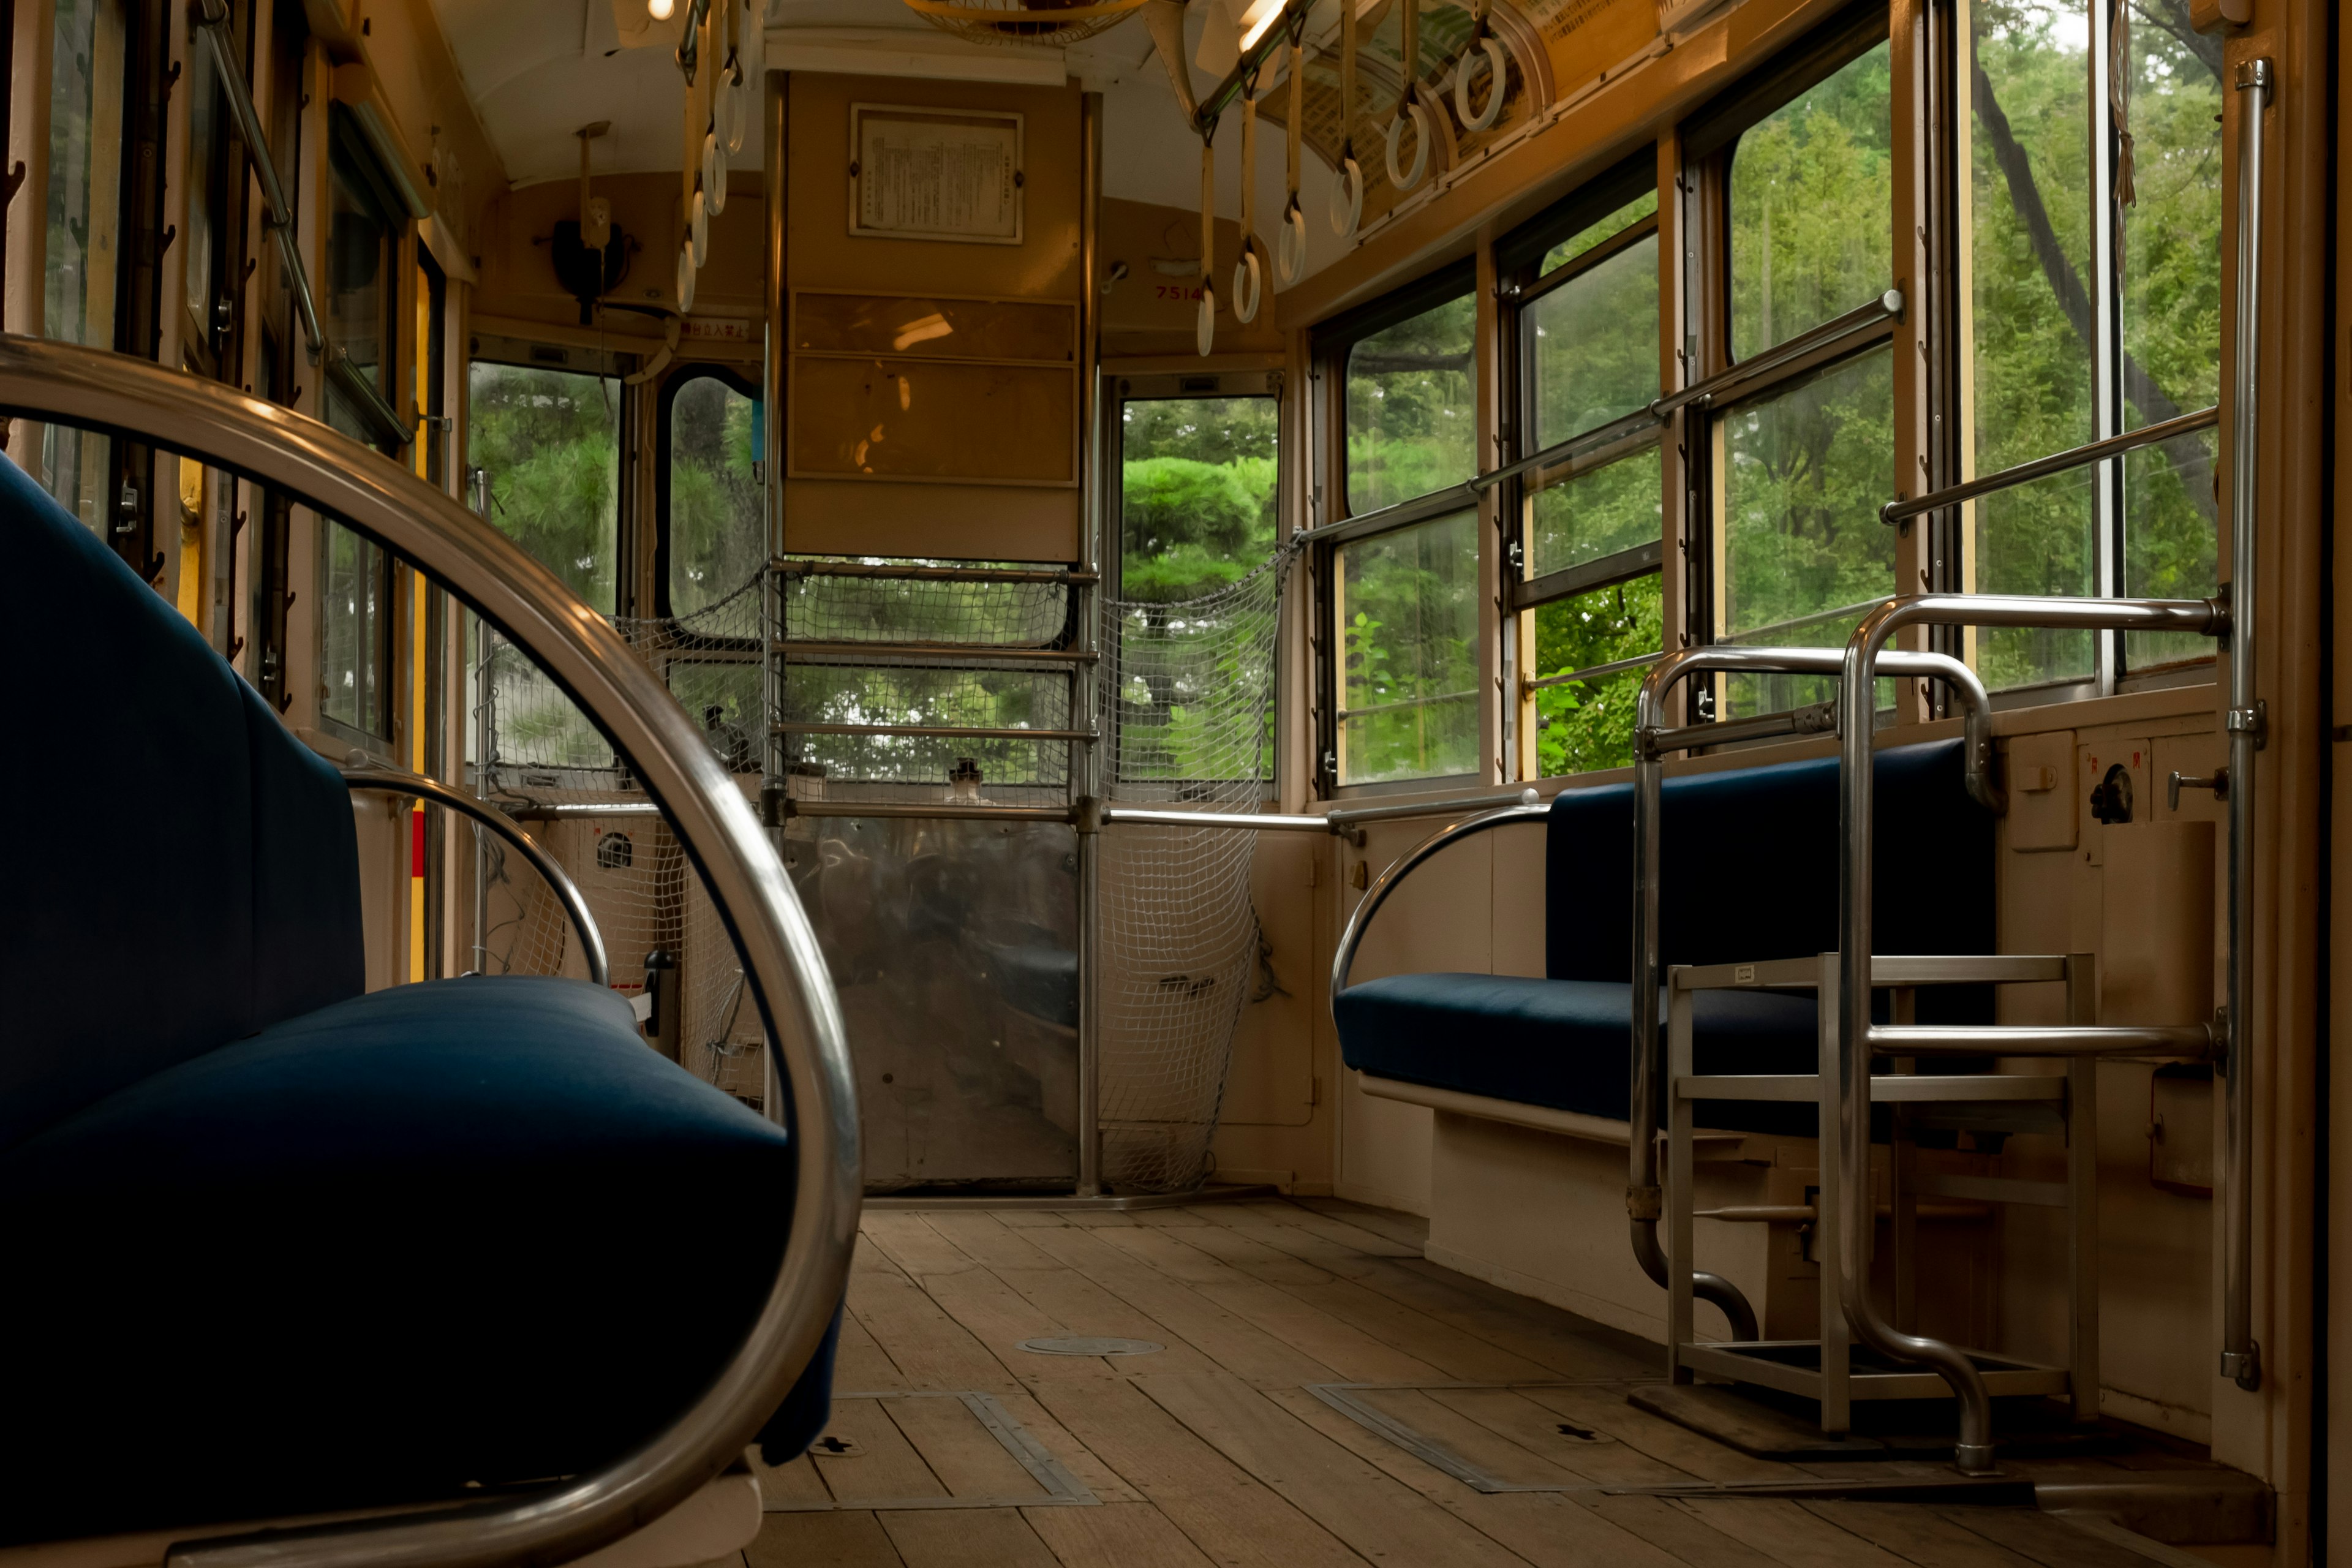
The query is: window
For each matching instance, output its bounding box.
[319,519,391,741]
[1112,382,1280,788]
[1334,510,1480,786]
[1319,263,1482,790]
[181,7,243,377]
[1966,0,2220,689]
[1343,266,1477,516]
[467,359,623,609]
[661,368,765,616]
[322,115,403,449]
[1688,24,1898,716]
[42,0,127,530]
[1502,159,1665,777]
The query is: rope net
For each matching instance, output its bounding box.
[1096,547,1287,1193]
[473,571,767,1103]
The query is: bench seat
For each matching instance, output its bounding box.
[0,975,838,1544]
[1333,739,1994,1139]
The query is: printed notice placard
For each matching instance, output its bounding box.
[850,105,1023,246]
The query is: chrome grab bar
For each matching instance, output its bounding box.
[1834,594,2225,1475]
[1650,291,1903,421]
[1879,405,2218,528]
[340,764,612,987]
[1627,646,2000,1346]
[2221,56,2272,1395]
[0,335,860,1568]
[1330,790,1547,1000]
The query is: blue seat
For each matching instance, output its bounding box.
[1333,741,1994,1135]
[2,454,837,1542]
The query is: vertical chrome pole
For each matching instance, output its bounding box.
[1076,91,1105,1197]
[2219,55,2270,1392]
[761,66,790,1125]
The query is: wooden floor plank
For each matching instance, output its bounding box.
[813,1398,950,1504]
[1059,1210,1141,1227]
[835,1302,913,1393]
[1261,1385,1703,1568]
[1014,1224,1351,1389]
[1158,1226,1562,1384]
[1798,1502,2044,1567]
[1135,1371,1536,1567]
[1517,1385,1802,1485]
[992,1211,1072,1230]
[1666,1499,1914,1568]
[864,1212,990,1279]
[885,1394,1050,1499]
[1928,1507,2172,1568]
[983,1261,1227,1379]
[1343,1388,1597,1490]
[879,1509,1062,1568]
[863,1237,1121,1392]
[747,1449,832,1509]
[918,1212,1071,1273]
[1585,1496,1790,1568]
[1021,1503,1219,1568]
[1218,1199,1425,1257]
[847,1252,1023,1396]
[1416,1386,1702,1488]
[1293,1198,1431,1250]
[1091,1227,1452,1384]
[1029,1379,1373,1568]
[990,1389,1146,1505]
[747,1510,907,1568]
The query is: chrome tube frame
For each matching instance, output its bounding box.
[1650,291,1903,421]
[1330,791,1547,1000]
[2220,56,2271,1394]
[0,336,860,1568]
[1837,594,2223,1474]
[1878,405,2219,528]
[342,767,611,987]
[1628,645,2000,1346]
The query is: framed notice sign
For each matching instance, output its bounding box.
[849,104,1024,246]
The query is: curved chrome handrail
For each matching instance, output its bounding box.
[340,766,612,987]
[1837,594,2222,1474]
[1329,790,1546,1003]
[0,335,860,1568]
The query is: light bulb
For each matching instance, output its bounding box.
[648,0,674,18]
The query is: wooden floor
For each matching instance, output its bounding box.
[726,1197,2190,1568]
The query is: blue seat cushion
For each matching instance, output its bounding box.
[1335,971,1840,1137]
[0,976,835,1543]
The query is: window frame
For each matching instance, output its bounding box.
[1104,369,1284,798]
[320,105,409,453]
[465,334,638,617]
[1308,260,1485,796]
[654,361,764,619]
[1676,6,1901,715]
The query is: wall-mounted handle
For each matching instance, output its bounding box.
[2167,769,2230,811]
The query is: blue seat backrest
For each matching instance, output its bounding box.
[1544,739,1993,984]
[5,453,363,1150]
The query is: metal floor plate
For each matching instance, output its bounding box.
[760,1391,1098,1512]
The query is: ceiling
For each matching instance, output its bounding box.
[424,0,1358,281]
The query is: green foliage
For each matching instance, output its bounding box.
[1528,227,1659,459]
[1531,575,1662,777]
[467,362,619,608]
[1337,510,1480,783]
[1346,292,1477,514]
[669,375,764,615]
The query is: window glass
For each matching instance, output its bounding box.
[1335,510,1479,785]
[1529,575,1661,777]
[1539,189,1658,275]
[1969,0,2095,687]
[43,0,126,529]
[1718,348,1895,713]
[1526,224,1659,454]
[326,130,393,400]
[668,374,766,614]
[467,361,622,609]
[1114,394,1280,785]
[1526,437,1662,582]
[2120,13,2222,672]
[1728,42,1893,361]
[320,520,388,737]
[1346,292,1476,514]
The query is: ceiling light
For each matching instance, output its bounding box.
[649,0,674,19]
[1237,0,1283,53]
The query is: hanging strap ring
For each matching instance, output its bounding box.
[1330,153,1364,238]
[1454,36,1508,132]
[1276,198,1308,284]
[1232,245,1264,324]
[1384,97,1430,192]
[1196,279,1218,356]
